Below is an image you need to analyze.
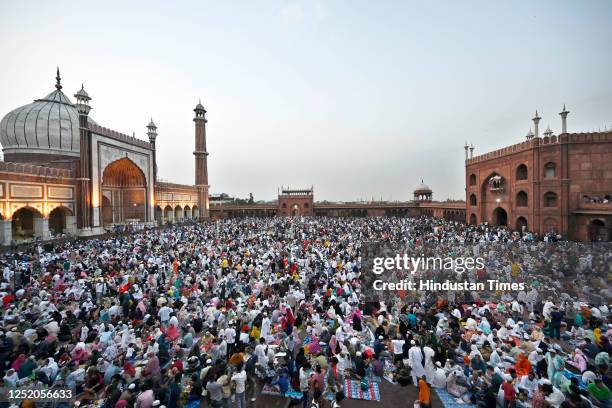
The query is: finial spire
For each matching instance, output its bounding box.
[55,66,62,90]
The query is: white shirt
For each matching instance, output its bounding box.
[158,306,173,322]
[231,370,247,393]
[392,339,405,355]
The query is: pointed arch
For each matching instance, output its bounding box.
[101,157,147,225]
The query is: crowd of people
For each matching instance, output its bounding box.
[0,216,610,408]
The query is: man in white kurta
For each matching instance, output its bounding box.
[408,340,425,386]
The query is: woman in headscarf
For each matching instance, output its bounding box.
[567,348,588,373]
[478,317,492,335]
[71,342,89,366]
[489,347,502,367]
[3,369,19,387]
[42,357,59,382]
[142,351,161,380]
[328,334,338,356]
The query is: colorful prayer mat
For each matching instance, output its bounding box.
[343,378,381,402]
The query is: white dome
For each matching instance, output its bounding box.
[0,78,85,157]
[414,181,432,193]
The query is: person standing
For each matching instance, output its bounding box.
[417,376,431,408]
[299,362,312,408]
[408,340,426,386]
[502,377,517,408]
[231,363,247,408]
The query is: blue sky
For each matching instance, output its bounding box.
[0,0,611,201]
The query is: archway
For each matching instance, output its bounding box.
[184,205,192,219]
[174,205,183,221]
[155,206,163,224]
[480,172,505,225]
[492,207,507,227]
[49,206,72,235]
[516,216,528,233]
[291,204,300,216]
[12,207,41,240]
[163,205,173,223]
[101,158,147,225]
[102,195,113,225]
[589,219,608,242]
[192,205,199,218]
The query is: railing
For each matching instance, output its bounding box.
[0,161,74,178]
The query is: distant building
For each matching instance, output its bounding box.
[210,182,466,221]
[278,187,314,216]
[465,107,612,241]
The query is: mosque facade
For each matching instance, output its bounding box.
[0,69,209,244]
[465,109,612,241]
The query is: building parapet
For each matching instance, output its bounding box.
[156,181,198,191]
[279,186,313,196]
[467,131,612,165]
[0,161,74,178]
[90,124,153,150]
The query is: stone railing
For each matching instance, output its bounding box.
[0,161,74,178]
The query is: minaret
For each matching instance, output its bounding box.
[533,110,541,138]
[559,104,570,134]
[193,100,209,218]
[146,119,158,181]
[74,81,93,230]
[464,141,469,161]
[469,143,474,159]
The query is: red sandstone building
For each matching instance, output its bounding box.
[465,108,612,241]
[210,183,466,222]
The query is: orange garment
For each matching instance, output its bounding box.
[515,353,532,377]
[418,378,431,405]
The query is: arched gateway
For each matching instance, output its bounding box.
[101,158,148,225]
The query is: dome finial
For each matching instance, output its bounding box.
[55,66,62,90]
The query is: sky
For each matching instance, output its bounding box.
[0,0,611,202]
